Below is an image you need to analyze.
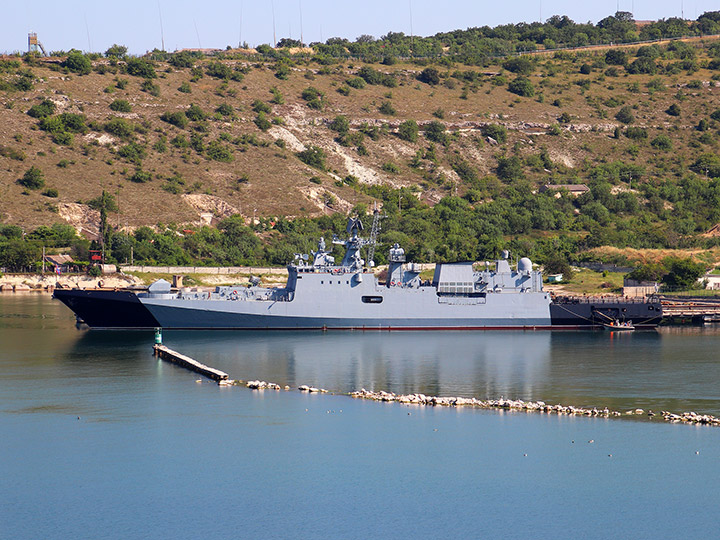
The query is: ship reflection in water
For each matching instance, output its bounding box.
[164,330,553,399]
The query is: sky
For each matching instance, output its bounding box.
[3,0,717,55]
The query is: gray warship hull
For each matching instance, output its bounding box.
[53,223,662,330]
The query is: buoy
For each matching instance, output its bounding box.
[154,328,162,345]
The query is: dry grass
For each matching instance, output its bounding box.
[1,41,720,236]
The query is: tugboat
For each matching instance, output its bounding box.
[54,214,663,330]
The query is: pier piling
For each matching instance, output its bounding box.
[153,344,229,382]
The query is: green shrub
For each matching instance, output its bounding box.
[160,111,189,129]
[666,103,681,116]
[186,103,206,121]
[254,112,271,131]
[615,105,634,124]
[346,77,366,89]
[18,166,45,189]
[63,52,91,75]
[109,99,131,112]
[508,76,534,97]
[625,127,647,140]
[398,120,419,142]
[378,101,396,115]
[252,100,272,114]
[382,162,400,174]
[424,120,447,144]
[481,124,507,143]
[104,117,135,138]
[417,67,440,85]
[178,81,191,93]
[126,58,156,78]
[206,140,234,162]
[27,98,56,118]
[297,145,326,170]
[42,188,59,198]
[129,169,152,183]
[650,134,672,150]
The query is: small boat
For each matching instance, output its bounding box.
[603,320,635,331]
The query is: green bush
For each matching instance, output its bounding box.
[27,99,56,118]
[109,99,131,112]
[18,166,45,189]
[508,76,534,97]
[615,106,634,124]
[378,101,396,115]
[63,52,91,75]
[481,124,507,143]
[186,103,206,121]
[346,77,366,89]
[125,58,156,78]
[160,111,189,129]
[252,100,272,114]
[417,67,440,85]
[502,57,534,75]
[206,140,233,162]
[178,82,191,93]
[398,120,419,142]
[424,120,447,144]
[129,169,152,183]
[297,145,326,170]
[104,117,135,139]
[651,134,672,150]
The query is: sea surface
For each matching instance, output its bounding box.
[2,294,720,539]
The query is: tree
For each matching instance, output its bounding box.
[542,253,574,281]
[502,57,534,75]
[104,44,128,58]
[662,258,706,291]
[125,58,156,78]
[508,76,534,97]
[18,166,45,190]
[605,49,628,66]
[63,51,91,75]
[417,67,440,85]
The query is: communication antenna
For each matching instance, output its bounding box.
[299,0,304,46]
[193,19,202,48]
[409,0,414,51]
[271,0,277,47]
[158,1,165,51]
[84,14,92,52]
[239,0,243,48]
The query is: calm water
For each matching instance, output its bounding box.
[2,294,720,539]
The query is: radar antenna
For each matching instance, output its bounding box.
[366,208,385,267]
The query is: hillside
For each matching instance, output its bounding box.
[3,25,720,270]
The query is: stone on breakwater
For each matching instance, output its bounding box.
[348,388,720,428]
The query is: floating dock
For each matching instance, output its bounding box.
[153,344,229,382]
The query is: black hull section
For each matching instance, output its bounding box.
[53,289,160,329]
[550,299,662,327]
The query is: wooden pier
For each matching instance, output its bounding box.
[661,299,720,321]
[153,344,229,382]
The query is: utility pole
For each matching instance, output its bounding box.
[42,246,46,274]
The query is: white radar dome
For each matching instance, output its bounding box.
[518,257,533,273]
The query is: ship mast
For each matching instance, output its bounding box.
[366,208,385,267]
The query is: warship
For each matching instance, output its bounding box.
[53,215,662,330]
